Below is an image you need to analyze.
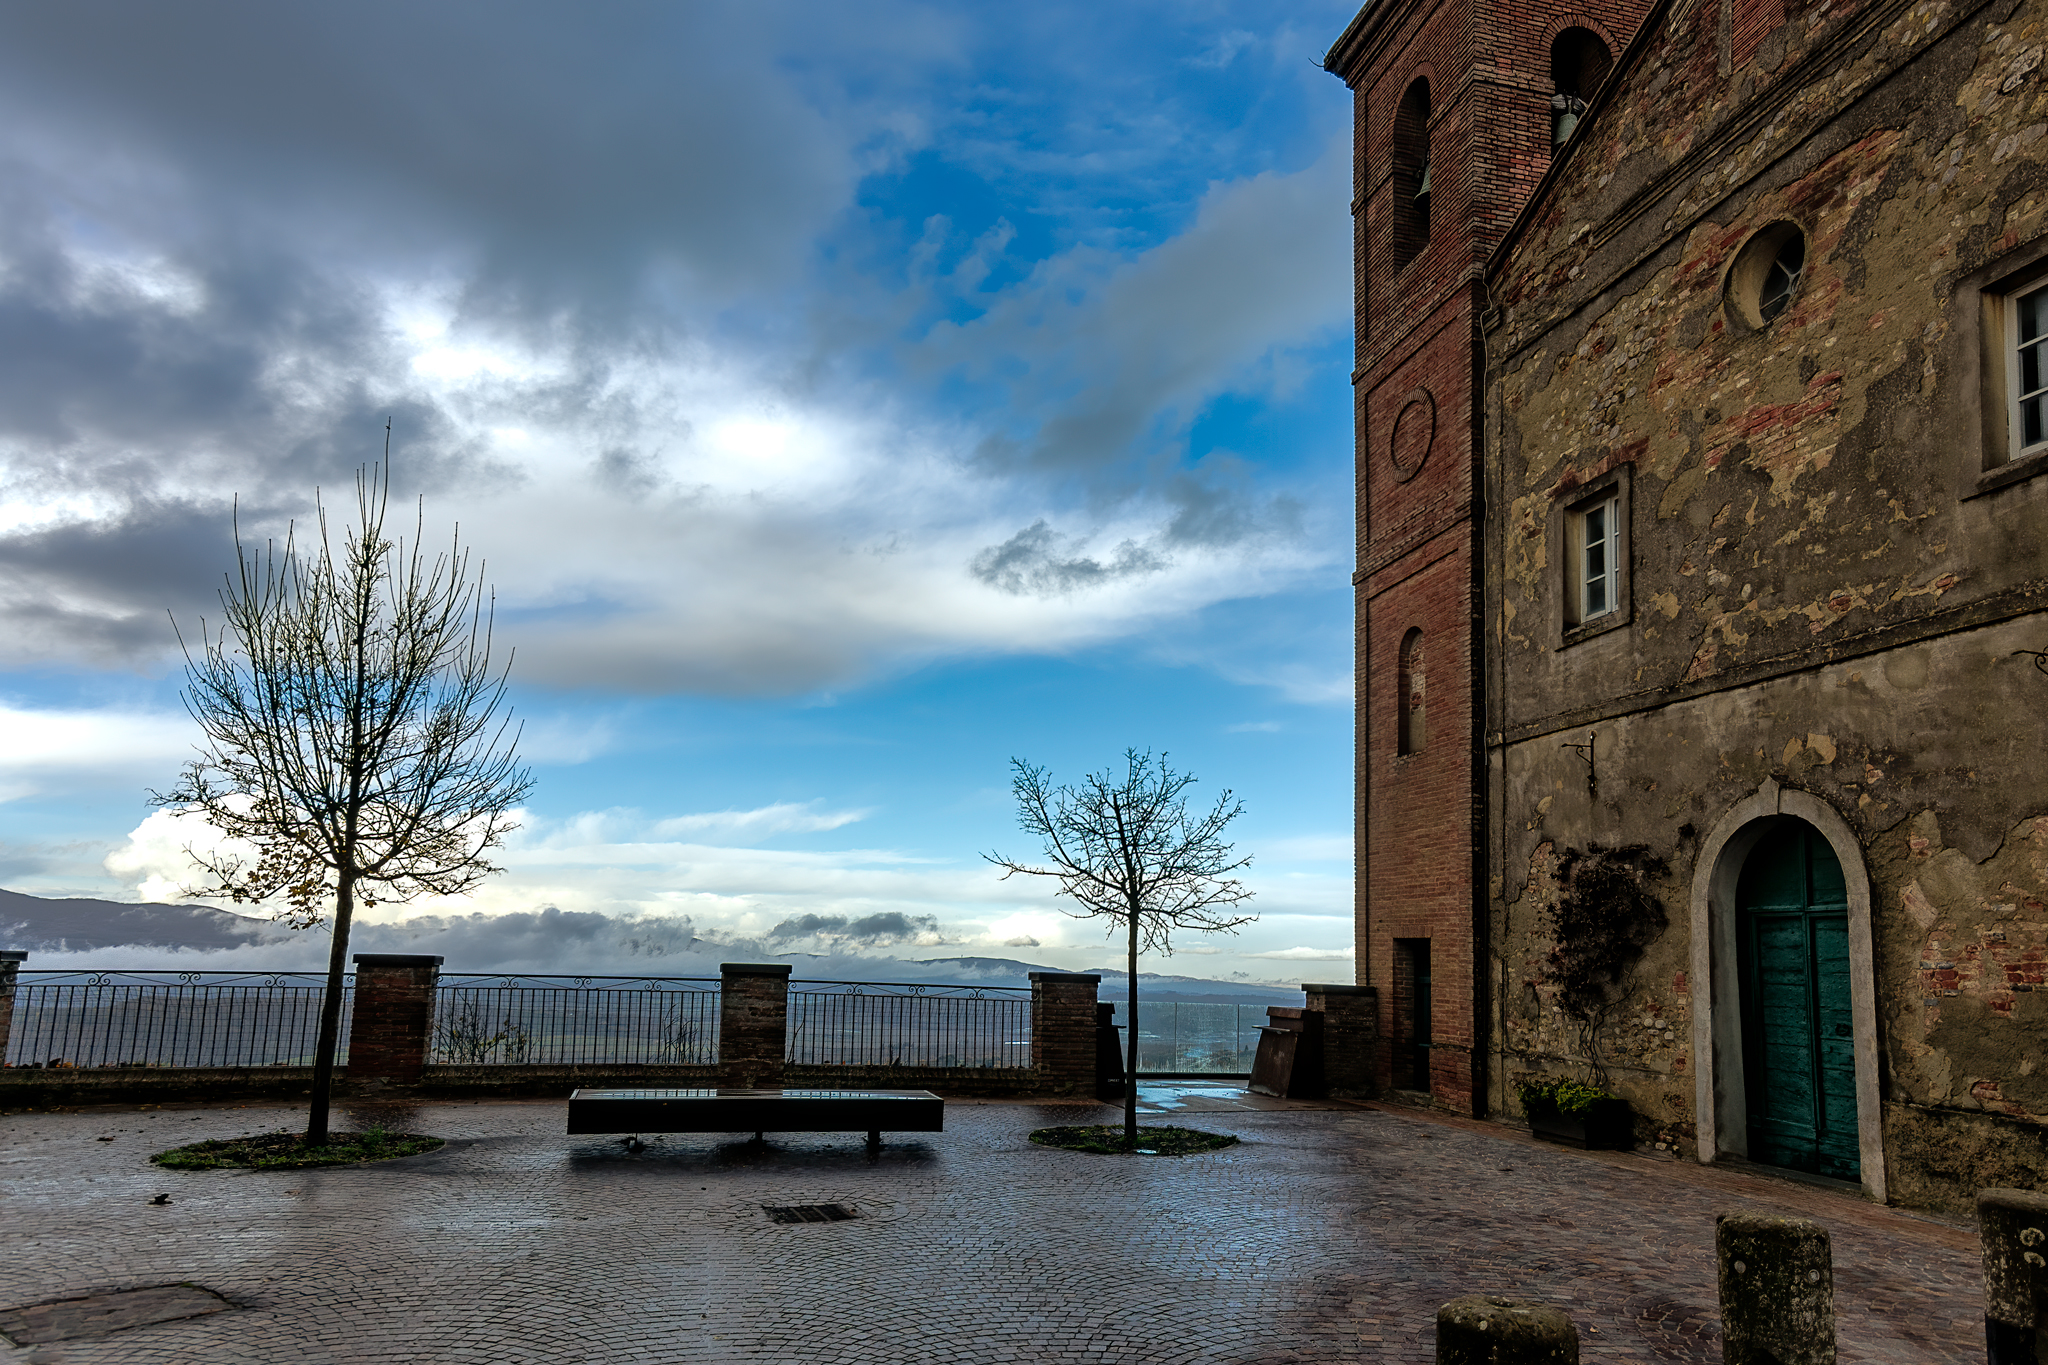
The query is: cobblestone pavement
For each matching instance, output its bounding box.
[0,1087,1984,1364]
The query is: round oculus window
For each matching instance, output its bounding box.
[1724,222,1807,331]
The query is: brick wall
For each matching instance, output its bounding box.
[1327,0,1650,1114]
[346,954,442,1085]
[719,963,791,1089]
[1306,982,1381,1099]
[1029,972,1102,1097]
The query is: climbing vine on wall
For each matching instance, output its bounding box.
[1539,843,1670,1081]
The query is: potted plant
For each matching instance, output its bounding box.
[1516,1074,1632,1150]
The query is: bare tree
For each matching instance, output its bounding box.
[155,451,531,1144]
[986,749,1255,1149]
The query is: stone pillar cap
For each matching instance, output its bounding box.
[1303,982,1373,995]
[1028,971,1102,984]
[0,950,27,962]
[720,962,794,977]
[351,954,445,967]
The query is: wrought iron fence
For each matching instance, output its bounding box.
[787,980,1032,1069]
[1104,1000,1258,1074]
[429,975,720,1066]
[4,971,347,1069]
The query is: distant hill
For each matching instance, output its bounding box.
[0,888,280,953]
[914,955,1305,1005]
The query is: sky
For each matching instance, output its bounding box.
[0,0,1363,983]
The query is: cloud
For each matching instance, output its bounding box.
[0,704,194,802]
[920,128,1351,478]
[0,3,1351,701]
[1244,945,1355,961]
[766,911,943,947]
[1224,720,1282,733]
[970,521,1169,596]
[651,803,872,839]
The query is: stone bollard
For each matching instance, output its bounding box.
[1305,982,1379,1099]
[719,963,792,1090]
[1716,1212,1835,1365]
[0,950,24,1063]
[1436,1295,1578,1364]
[1028,972,1100,1097]
[1979,1187,2048,1363]
[346,954,443,1086]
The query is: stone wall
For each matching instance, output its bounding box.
[1484,0,2048,1210]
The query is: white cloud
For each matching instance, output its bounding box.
[649,803,873,839]
[1244,945,1355,961]
[0,704,194,802]
[91,802,1356,984]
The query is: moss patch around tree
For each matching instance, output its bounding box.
[151,1129,444,1170]
[1028,1124,1239,1156]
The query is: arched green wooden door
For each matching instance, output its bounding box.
[1737,821,1860,1181]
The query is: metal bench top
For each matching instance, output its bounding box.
[566,1087,944,1138]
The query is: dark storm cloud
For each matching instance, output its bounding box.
[969,520,1168,596]
[766,911,938,945]
[0,2,900,326]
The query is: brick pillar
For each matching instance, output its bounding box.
[1029,972,1100,1096]
[1980,1188,2048,1363]
[0,951,24,1065]
[1306,982,1380,1099]
[346,954,442,1086]
[719,963,791,1090]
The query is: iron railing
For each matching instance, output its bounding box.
[429,975,720,1066]
[787,980,1032,1069]
[1104,1000,1257,1074]
[4,971,348,1069]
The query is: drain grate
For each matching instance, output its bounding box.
[762,1202,858,1224]
[0,1285,232,1345]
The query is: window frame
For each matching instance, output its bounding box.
[1554,466,1632,647]
[1949,238,2048,498]
[2004,278,2048,465]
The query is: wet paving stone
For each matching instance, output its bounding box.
[0,1092,1984,1363]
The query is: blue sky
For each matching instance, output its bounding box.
[0,0,1361,982]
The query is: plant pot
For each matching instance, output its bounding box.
[1527,1097,1633,1150]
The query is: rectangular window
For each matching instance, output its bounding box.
[1555,470,1630,643]
[1577,495,1619,623]
[2009,281,2048,462]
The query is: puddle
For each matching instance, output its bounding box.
[0,1285,231,1345]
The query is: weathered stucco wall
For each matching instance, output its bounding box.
[1484,0,2048,1211]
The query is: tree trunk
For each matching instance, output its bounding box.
[1124,909,1139,1150]
[305,871,356,1146]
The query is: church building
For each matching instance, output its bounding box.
[1332,0,2048,1214]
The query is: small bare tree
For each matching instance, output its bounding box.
[986,749,1254,1149]
[155,450,531,1144]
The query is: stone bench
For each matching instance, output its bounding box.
[567,1087,944,1151]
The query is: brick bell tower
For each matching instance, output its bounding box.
[1324,0,1647,1112]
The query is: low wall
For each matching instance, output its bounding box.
[0,1066,321,1109]
[1,1062,1059,1109]
[786,1064,1044,1097]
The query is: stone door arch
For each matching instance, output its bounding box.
[1688,779,1887,1202]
